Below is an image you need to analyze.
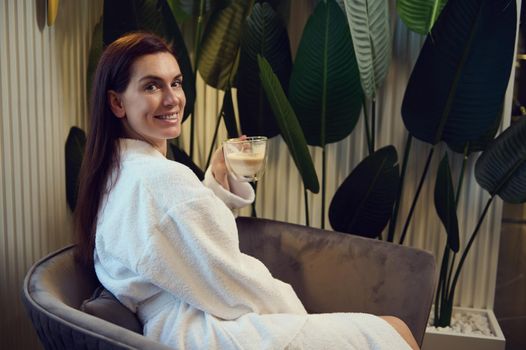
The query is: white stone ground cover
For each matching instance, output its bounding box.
[427,309,495,336]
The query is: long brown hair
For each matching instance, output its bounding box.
[74,32,175,267]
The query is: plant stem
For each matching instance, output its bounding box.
[371,97,376,152]
[434,244,450,326]
[399,146,435,244]
[321,146,326,229]
[362,98,373,156]
[304,188,310,226]
[205,109,224,170]
[448,196,494,303]
[190,0,207,159]
[387,134,412,242]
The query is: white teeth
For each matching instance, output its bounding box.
[156,113,178,120]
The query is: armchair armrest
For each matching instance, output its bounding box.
[236,217,436,346]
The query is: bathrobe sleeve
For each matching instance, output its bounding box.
[202,167,254,212]
[134,170,306,321]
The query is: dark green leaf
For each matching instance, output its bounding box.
[223,89,239,138]
[87,16,103,100]
[475,118,526,203]
[328,145,400,238]
[103,0,140,45]
[447,105,502,154]
[434,153,460,252]
[289,0,363,146]
[258,55,319,193]
[237,2,292,137]
[197,0,253,90]
[65,127,87,211]
[167,142,205,180]
[165,0,192,23]
[401,0,517,147]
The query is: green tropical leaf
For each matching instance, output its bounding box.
[289,0,363,147]
[434,154,459,252]
[165,0,191,23]
[447,105,503,155]
[198,0,254,90]
[237,2,292,138]
[343,0,391,97]
[396,0,448,35]
[87,16,103,100]
[65,127,87,212]
[328,145,400,238]
[258,55,319,193]
[401,0,517,147]
[176,0,229,16]
[475,118,526,203]
[103,0,139,45]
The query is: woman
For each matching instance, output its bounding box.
[75,32,418,350]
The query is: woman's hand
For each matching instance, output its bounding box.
[211,135,247,191]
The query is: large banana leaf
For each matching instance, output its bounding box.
[65,127,87,212]
[198,0,254,90]
[258,55,319,193]
[289,0,363,147]
[174,0,228,16]
[237,3,292,138]
[396,0,447,35]
[447,105,503,155]
[343,0,391,98]
[328,145,400,238]
[401,0,517,147]
[475,118,526,203]
[103,0,139,45]
[434,153,459,252]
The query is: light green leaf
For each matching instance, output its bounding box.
[343,0,391,97]
[396,0,448,35]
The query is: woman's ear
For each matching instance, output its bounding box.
[108,91,126,118]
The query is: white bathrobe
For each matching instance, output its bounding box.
[94,139,411,350]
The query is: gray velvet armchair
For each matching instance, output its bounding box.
[23,217,436,349]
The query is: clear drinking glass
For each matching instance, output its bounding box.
[223,136,268,182]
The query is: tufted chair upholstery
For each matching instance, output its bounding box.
[23,217,436,349]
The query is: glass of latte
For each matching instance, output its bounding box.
[223,136,268,182]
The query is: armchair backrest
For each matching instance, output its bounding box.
[237,217,436,346]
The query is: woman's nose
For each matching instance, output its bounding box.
[163,88,184,107]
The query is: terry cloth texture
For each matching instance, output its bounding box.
[94,138,410,350]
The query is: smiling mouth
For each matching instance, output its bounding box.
[155,113,179,121]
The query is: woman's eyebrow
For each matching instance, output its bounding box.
[138,73,183,82]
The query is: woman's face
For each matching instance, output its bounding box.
[109,52,186,153]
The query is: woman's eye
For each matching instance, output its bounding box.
[171,79,183,88]
[145,83,159,92]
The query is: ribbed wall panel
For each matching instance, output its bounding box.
[0,1,103,349]
[0,1,519,349]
